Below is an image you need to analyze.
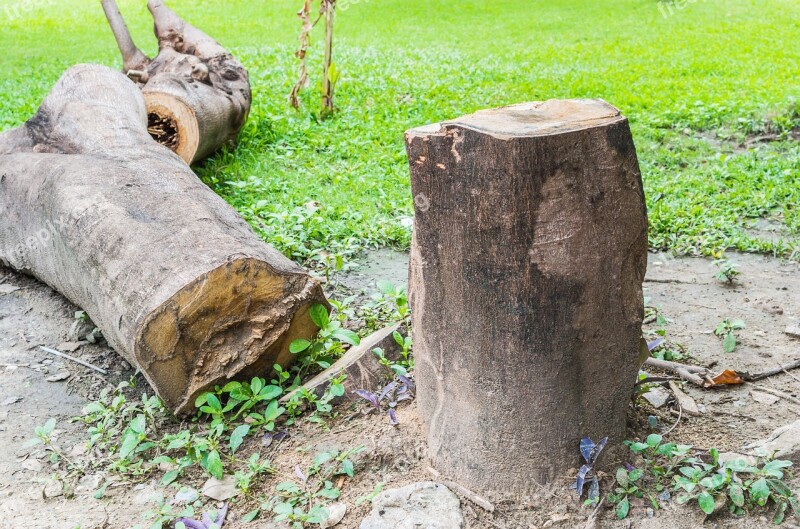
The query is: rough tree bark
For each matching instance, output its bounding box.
[405,99,648,493]
[0,65,326,414]
[101,0,251,164]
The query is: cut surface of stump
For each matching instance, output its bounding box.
[405,99,648,493]
[0,64,325,414]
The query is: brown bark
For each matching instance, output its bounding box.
[405,99,648,493]
[0,64,326,414]
[101,0,251,164]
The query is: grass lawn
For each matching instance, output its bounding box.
[2,0,799,267]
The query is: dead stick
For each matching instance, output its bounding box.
[780,365,800,385]
[100,0,150,72]
[39,346,108,375]
[426,467,495,512]
[644,358,708,386]
[747,383,800,406]
[644,277,702,285]
[744,359,800,381]
[663,398,683,436]
[582,496,605,529]
[441,480,495,513]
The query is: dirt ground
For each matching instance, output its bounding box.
[1,250,799,529]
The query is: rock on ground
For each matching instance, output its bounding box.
[744,419,800,462]
[359,481,464,529]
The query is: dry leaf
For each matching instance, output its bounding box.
[321,502,347,528]
[201,475,238,501]
[705,369,744,387]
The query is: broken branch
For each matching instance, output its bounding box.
[100,0,150,73]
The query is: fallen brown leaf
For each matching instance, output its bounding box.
[705,369,744,387]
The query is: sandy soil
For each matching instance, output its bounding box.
[0,250,799,529]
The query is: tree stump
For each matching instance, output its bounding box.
[405,99,648,493]
[0,65,325,415]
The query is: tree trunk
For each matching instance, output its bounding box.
[0,64,326,415]
[405,99,648,493]
[101,0,251,164]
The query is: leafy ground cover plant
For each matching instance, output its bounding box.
[713,255,741,285]
[609,434,798,524]
[714,318,746,353]
[242,447,362,527]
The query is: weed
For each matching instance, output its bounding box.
[259,447,362,527]
[289,303,360,381]
[714,318,745,353]
[714,256,741,285]
[609,435,798,523]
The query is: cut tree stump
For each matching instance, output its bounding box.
[405,99,648,493]
[101,0,251,164]
[0,64,326,414]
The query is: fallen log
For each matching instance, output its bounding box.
[101,0,251,164]
[0,64,326,414]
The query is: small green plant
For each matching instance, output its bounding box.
[714,256,741,285]
[358,281,410,333]
[133,494,196,529]
[714,318,745,352]
[289,304,360,380]
[648,335,687,362]
[609,434,798,523]
[372,329,413,377]
[236,452,277,496]
[263,447,362,527]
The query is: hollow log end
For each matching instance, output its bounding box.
[135,257,326,415]
[144,91,199,163]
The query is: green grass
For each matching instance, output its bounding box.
[2,0,799,265]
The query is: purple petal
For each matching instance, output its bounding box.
[272,430,289,442]
[587,475,600,501]
[624,462,635,471]
[575,464,591,496]
[388,409,398,426]
[262,430,289,447]
[579,437,595,463]
[354,389,380,410]
[215,503,228,525]
[295,465,307,483]
[378,381,398,402]
[397,375,415,392]
[589,437,608,465]
[647,337,665,351]
[202,511,214,527]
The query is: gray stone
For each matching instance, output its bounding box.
[360,482,463,529]
[784,324,800,339]
[642,387,670,408]
[717,452,757,467]
[744,420,800,462]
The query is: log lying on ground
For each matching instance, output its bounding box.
[0,64,325,414]
[101,0,251,164]
[405,99,648,493]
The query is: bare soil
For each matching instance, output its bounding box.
[1,250,799,529]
